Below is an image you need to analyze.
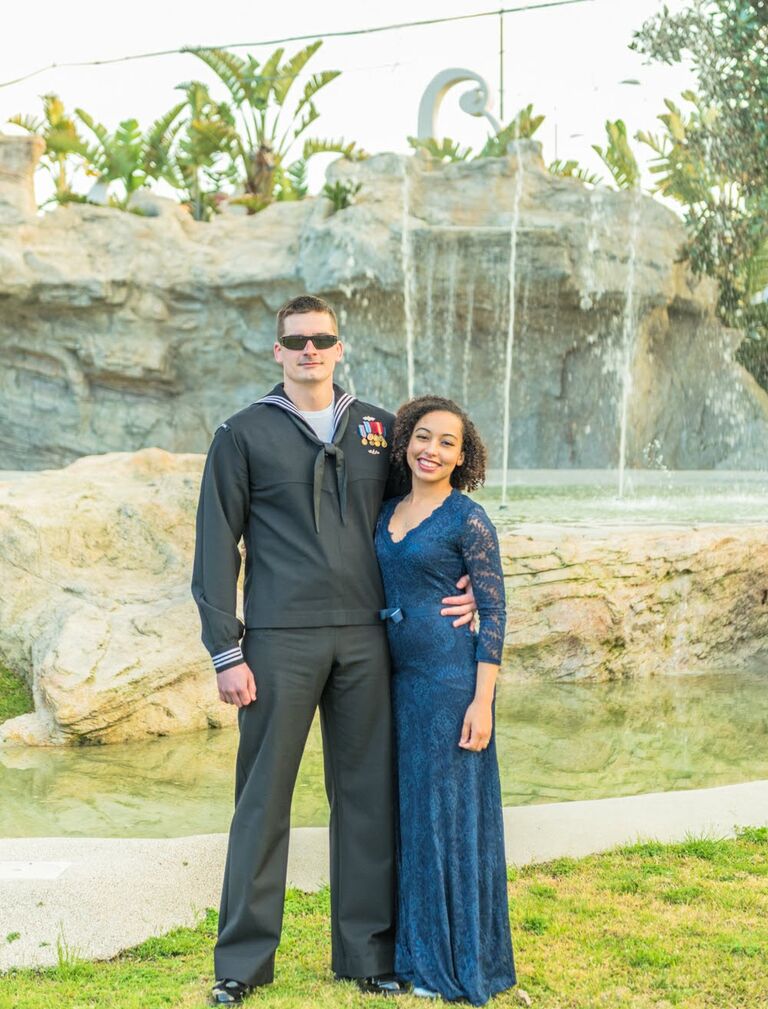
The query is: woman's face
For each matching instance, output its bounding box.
[406,410,465,487]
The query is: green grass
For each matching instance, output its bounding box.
[1,829,767,1009]
[0,662,33,724]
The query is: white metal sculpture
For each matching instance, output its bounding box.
[416,68,501,140]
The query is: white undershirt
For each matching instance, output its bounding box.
[299,400,335,443]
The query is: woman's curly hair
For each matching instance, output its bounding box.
[390,395,487,492]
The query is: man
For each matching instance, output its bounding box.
[191,294,476,1005]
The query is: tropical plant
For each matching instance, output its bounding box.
[146,81,239,221]
[184,41,365,212]
[592,119,641,190]
[322,178,362,212]
[548,159,603,186]
[74,111,154,205]
[477,104,545,157]
[406,136,471,162]
[407,104,545,163]
[7,93,88,205]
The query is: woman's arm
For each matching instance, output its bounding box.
[457,503,507,751]
[459,661,500,751]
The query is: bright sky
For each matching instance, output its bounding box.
[1,0,695,200]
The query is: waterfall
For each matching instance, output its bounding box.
[580,186,606,311]
[617,188,641,498]
[500,143,525,508]
[461,273,476,407]
[442,239,459,395]
[400,159,416,400]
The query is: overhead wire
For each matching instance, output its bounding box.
[0,0,593,90]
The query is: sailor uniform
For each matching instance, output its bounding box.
[191,382,402,985]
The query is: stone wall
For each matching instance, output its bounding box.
[1,134,767,471]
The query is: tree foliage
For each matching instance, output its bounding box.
[632,0,768,359]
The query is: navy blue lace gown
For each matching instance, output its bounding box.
[374,488,516,1006]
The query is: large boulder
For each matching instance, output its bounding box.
[500,523,768,679]
[0,450,765,746]
[1,134,767,471]
[0,449,236,745]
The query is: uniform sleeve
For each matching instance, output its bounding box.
[190,423,250,674]
[460,504,507,665]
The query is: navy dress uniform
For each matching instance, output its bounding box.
[191,382,403,987]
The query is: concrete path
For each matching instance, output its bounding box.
[2,779,767,971]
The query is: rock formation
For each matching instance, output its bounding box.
[1,133,767,471]
[0,449,237,745]
[0,450,765,745]
[501,522,768,680]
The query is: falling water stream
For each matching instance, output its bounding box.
[617,188,642,498]
[461,275,476,407]
[401,159,416,399]
[500,144,525,508]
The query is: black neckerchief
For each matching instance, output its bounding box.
[255,383,357,534]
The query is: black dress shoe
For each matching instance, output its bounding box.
[209,978,253,1004]
[336,973,410,996]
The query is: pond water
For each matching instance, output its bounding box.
[1,468,766,838]
[1,668,766,838]
[475,469,768,526]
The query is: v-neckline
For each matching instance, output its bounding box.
[386,488,456,545]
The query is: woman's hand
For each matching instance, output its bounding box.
[459,699,493,751]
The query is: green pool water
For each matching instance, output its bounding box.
[475,469,768,526]
[1,668,766,838]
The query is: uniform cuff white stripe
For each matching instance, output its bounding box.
[212,646,244,669]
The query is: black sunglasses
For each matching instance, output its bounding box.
[279,333,339,351]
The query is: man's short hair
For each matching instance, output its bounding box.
[276,295,338,339]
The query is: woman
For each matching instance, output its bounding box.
[374,395,516,1005]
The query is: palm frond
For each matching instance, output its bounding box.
[273,41,323,106]
[302,137,368,161]
[292,70,341,125]
[251,48,284,107]
[407,135,472,162]
[145,101,186,143]
[592,119,640,190]
[476,105,545,158]
[185,47,250,106]
[548,159,603,185]
[7,113,43,133]
[290,104,320,145]
[74,108,111,150]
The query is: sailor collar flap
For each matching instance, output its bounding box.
[254,383,358,534]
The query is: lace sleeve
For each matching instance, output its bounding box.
[460,503,507,665]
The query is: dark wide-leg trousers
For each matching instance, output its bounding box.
[214,624,396,986]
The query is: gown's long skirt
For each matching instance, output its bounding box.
[390,620,517,1006]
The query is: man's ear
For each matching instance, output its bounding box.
[274,342,283,364]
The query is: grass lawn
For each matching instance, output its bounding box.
[0,663,33,724]
[0,828,767,1009]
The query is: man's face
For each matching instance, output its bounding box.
[274,311,343,386]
